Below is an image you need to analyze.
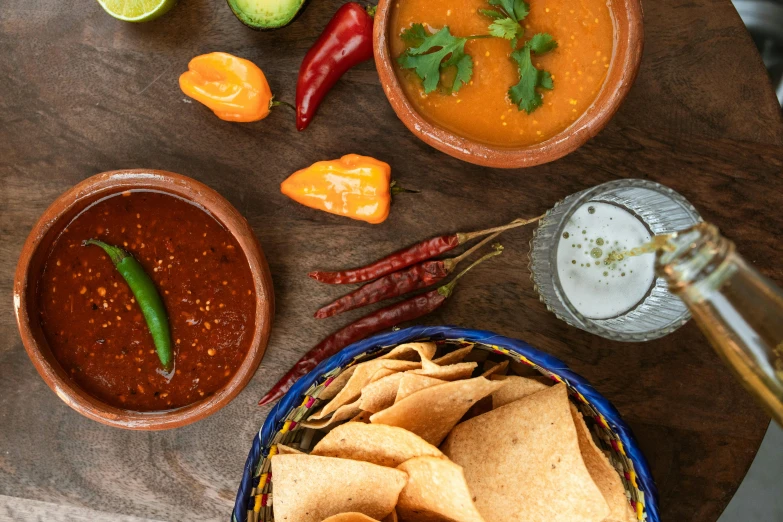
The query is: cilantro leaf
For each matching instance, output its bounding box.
[508,34,557,113]
[478,8,505,19]
[538,69,553,90]
[527,32,558,53]
[400,23,428,46]
[508,47,542,113]
[446,53,474,92]
[397,26,471,94]
[489,0,529,21]
[489,17,524,40]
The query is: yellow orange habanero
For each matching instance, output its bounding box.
[281,154,393,224]
[179,52,273,122]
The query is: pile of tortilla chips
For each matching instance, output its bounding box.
[270,342,635,522]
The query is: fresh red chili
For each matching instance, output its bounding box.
[295,3,375,131]
[308,215,543,285]
[314,231,503,319]
[258,246,504,406]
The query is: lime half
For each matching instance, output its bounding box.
[96,0,177,22]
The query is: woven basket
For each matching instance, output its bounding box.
[232,325,659,522]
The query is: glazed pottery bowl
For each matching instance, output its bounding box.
[373,0,644,168]
[13,169,274,430]
[233,326,659,522]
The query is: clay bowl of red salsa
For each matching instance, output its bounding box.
[13,169,274,430]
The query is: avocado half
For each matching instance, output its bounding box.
[227,0,309,29]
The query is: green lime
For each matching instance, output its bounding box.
[96,0,177,22]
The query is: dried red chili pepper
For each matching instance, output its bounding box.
[308,215,542,284]
[296,3,375,131]
[258,245,504,406]
[314,231,503,319]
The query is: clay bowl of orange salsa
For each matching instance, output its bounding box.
[374,0,643,167]
[13,169,274,430]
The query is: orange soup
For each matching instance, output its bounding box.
[390,0,614,147]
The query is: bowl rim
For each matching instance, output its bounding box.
[372,0,645,168]
[13,169,275,430]
[232,325,660,522]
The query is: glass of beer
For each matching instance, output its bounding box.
[528,179,702,341]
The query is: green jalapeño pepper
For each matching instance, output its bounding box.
[84,239,173,372]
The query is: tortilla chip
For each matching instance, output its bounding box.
[359,373,405,413]
[395,373,446,403]
[441,384,610,522]
[272,454,407,522]
[461,395,493,422]
[379,342,436,362]
[411,361,477,381]
[312,422,444,467]
[351,410,373,423]
[491,375,551,409]
[382,509,397,522]
[315,360,420,419]
[370,377,504,446]
[319,366,358,401]
[570,405,635,522]
[322,514,378,522]
[276,444,304,455]
[481,360,509,378]
[302,400,362,429]
[432,345,474,365]
[396,457,485,522]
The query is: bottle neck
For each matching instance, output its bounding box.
[656,223,738,302]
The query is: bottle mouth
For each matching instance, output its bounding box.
[656,222,733,295]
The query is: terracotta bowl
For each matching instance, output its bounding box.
[373,0,644,168]
[13,169,275,430]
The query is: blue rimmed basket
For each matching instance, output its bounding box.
[232,325,660,522]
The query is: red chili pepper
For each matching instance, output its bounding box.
[308,215,543,285]
[296,3,375,131]
[258,246,504,406]
[314,230,503,319]
[310,235,458,285]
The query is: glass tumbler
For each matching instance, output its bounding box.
[528,179,703,341]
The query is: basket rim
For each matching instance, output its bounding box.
[232,325,660,522]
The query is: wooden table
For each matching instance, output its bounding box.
[1,0,781,519]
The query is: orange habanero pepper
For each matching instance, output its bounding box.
[280,154,393,224]
[179,52,275,122]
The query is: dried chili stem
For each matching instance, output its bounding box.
[456,214,545,244]
[439,244,504,297]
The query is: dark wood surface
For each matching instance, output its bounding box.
[1,0,782,520]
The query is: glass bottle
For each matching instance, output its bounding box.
[658,223,783,425]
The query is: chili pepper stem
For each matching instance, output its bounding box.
[366,5,377,16]
[456,214,545,244]
[443,230,502,272]
[438,244,504,298]
[390,180,419,195]
[83,239,127,264]
[271,99,296,111]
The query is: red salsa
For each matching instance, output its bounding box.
[37,190,256,411]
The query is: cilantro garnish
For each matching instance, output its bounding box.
[488,18,523,40]
[482,0,528,45]
[509,33,557,113]
[489,0,530,22]
[397,24,473,94]
[397,0,557,114]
